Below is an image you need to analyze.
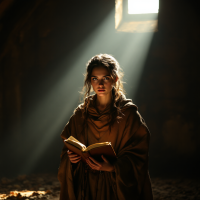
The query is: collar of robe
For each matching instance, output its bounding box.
[87,95,111,131]
[86,94,137,132]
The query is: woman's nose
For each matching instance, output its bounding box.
[99,79,104,85]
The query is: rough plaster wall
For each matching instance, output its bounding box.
[0,0,199,177]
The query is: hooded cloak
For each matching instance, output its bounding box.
[58,95,153,200]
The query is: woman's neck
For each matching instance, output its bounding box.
[96,93,112,109]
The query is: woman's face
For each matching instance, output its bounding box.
[91,66,113,97]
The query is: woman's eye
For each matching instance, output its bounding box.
[104,77,110,80]
[92,77,97,81]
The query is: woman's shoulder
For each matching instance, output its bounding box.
[119,96,138,114]
[121,103,139,122]
[73,95,96,114]
[119,97,147,126]
[73,103,84,116]
[121,100,150,137]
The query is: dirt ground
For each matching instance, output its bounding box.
[0,174,199,199]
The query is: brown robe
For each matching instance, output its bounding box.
[58,96,153,200]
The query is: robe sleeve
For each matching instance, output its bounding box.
[57,115,78,200]
[112,108,151,200]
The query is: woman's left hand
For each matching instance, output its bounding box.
[86,155,114,172]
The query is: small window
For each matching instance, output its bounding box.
[128,0,159,14]
[115,0,159,33]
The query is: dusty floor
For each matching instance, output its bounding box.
[0,174,199,199]
[151,177,200,200]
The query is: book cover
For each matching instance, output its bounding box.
[64,136,117,163]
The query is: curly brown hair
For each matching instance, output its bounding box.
[81,54,126,124]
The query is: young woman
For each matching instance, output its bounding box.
[58,54,153,200]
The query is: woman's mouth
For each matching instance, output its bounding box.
[98,89,105,92]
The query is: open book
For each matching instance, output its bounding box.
[64,136,117,163]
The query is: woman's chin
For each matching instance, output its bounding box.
[97,93,106,96]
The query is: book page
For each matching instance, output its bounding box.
[84,142,112,152]
[65,136,86,150]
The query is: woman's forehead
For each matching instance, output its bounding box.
[91,66,110,76]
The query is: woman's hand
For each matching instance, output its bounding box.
[86,155,114,172]
[67,150,81,163]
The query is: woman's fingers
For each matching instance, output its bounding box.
[86,157,102,170]
[70,156,81,163]
[67,150,74,154]
[89,157,101,167]
[67,150,80,158]
[67,150,81,163]
[101,155,108,163]
[71,157,81,163]
[86,160,99,170]
[68,153,80,158]
[70,155,81,160]
[86,159,94,168]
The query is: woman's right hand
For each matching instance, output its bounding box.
[67,150,81,163]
